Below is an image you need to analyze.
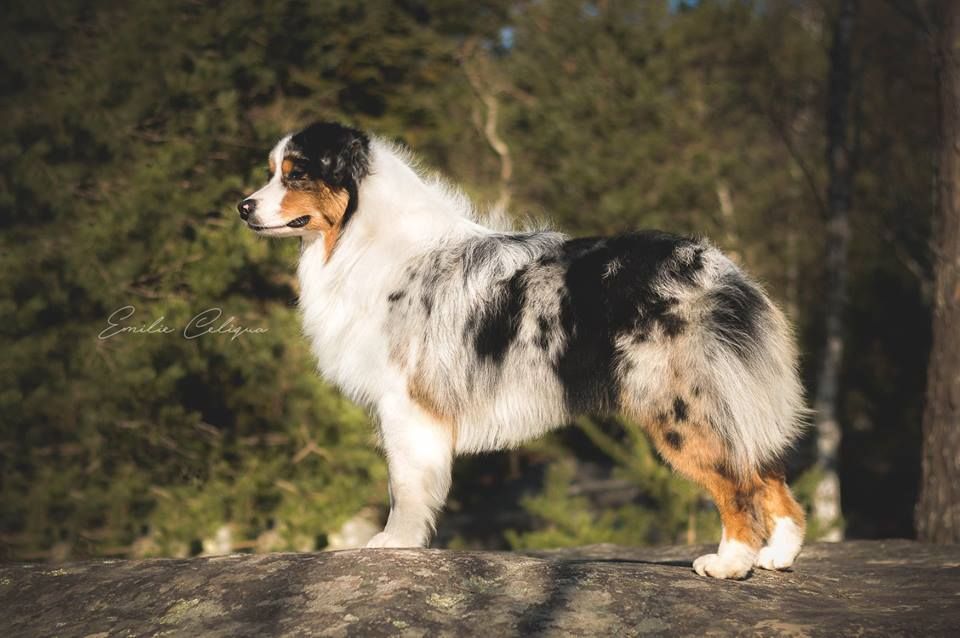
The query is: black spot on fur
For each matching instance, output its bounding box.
[551,231,705,413]
[387,290,405,303]
[472,268,528,364]
[536,315,552,350]
[707,272,768,360]
[733,487,760,514]
[660,313,687,338]
[673,397,688,422]
[665,430,684,450]
[670,246,706,286]
[420,253,445,318]
[714,462,735,480]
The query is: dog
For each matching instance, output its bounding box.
[238,121,807,579]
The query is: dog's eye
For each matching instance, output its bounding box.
[287,170,305,180]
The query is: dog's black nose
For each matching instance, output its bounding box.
[237,199,257,220]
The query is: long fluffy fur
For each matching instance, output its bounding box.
[240,122,809,578]
[299,138,804,469]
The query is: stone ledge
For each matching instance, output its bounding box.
[1,540,957,637]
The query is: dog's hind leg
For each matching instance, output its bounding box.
[755,470,806,570]
[638,410,766,579]
[692,467,766,579]
[366,394,454,549]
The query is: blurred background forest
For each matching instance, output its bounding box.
[0,0,951,560]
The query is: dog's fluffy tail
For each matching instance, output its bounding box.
[685,253,808,474]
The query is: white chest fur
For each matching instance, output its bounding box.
[296,236,399,408]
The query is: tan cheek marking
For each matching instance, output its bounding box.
[268,158,276,175]
[281,158,294,176]
[279,186,350,259]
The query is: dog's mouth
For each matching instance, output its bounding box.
[286,215,311,228]
[248,216,311,231]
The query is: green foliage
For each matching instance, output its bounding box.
[0,0,506,559]
[0,0,938,558]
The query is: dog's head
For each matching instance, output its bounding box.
[238,121,370,240]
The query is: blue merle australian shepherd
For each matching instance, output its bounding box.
[238,122,807,579]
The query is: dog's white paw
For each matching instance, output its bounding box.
[693,552,752,579]
[693,540,755,579]
[754,546,795,570]
[364,531,417,549]
[754,516,803,571]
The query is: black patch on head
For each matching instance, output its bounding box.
[707,272,768,360]
[672,397,688,422]
[287,121,371,229]
[551,231,705,413]
[471,268,528,364]
[665,430,684,450]
[288,121,370,187]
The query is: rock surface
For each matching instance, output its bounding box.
[1,540,957,637]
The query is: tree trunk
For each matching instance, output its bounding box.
[813,0,858,542]
[916,0,960,543]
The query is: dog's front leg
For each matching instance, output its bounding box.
[366,396,454,549]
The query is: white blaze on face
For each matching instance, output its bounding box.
[247,135,293,232]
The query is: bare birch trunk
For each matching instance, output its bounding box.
[462,38,513,214]
[813,0,858,541]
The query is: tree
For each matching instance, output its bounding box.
[916,0,960,543]
[812,0,859,541]
[0,0,509,560]
[493,0,828,549]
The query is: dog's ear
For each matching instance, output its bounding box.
[333,134,370,185]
